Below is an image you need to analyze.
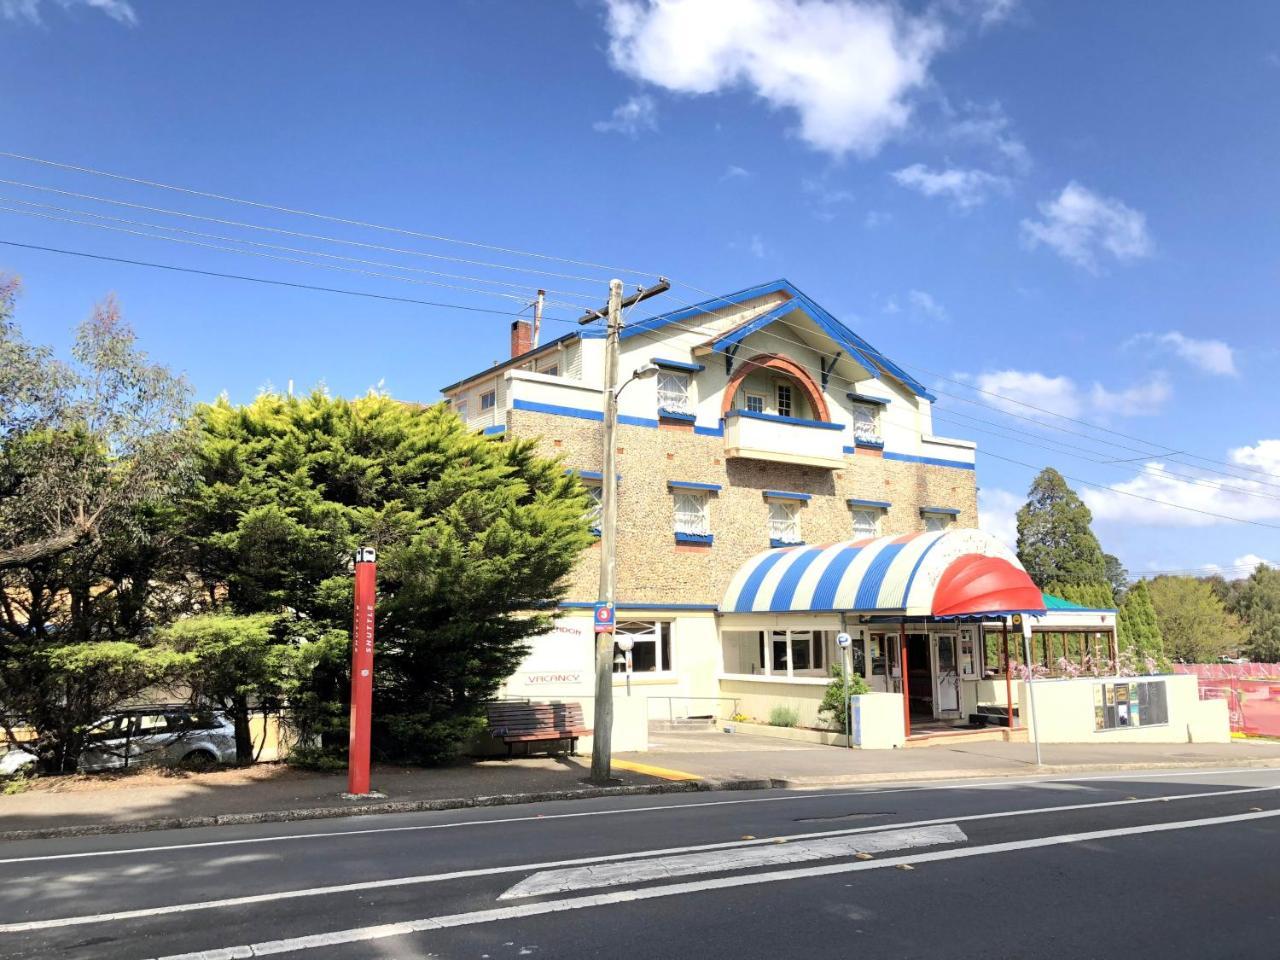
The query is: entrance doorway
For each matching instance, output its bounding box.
[931,633,961,717]
[905,633,931,716]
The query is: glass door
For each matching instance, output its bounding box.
[933,634,961,716]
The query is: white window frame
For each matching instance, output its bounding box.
[657,370,692,414]
[775,382,793,418]
[673,490,711,536]
[613,620,672,674]
[851,507,882,539]
[584,482,603,533]
[454,398,468,420]
[923,511,953,533]
[763,629,828,678]
[745,392,766,414]
[767,499,801,544]
[480,390,497,411]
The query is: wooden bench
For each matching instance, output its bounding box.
[485,701,592,758]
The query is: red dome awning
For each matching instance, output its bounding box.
[931,553,1046,618]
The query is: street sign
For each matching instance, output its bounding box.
[593,601,615,633]
[835,632,852,648]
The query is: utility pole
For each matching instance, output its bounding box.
[590,279,624,784]
[532,289,545,349]
[578,277,670,786]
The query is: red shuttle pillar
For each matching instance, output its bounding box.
[347,547,377,796]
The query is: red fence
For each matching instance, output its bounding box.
[1174,663,1280,737]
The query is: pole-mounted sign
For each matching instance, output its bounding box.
[593,601,615,634]
[348,547,377,796]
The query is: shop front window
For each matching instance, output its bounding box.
[614,620,672,673]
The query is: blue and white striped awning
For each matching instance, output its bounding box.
[720,529,1026,616]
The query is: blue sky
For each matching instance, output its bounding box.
[1,0,1277,580]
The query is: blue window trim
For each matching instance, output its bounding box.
[589,527,601,538]
[846,393,889,406]
[657,408,697,423]
[674,532,714,545]
[920,506,961,516]
[481,424,506,436]
[763,490,811,502]
[724,408,844,431]
[513,398,729,435]
[668,480,722,492]
[856,438,885,449]
[564,469,622,483]
[651,357,706,373]
[693,423,725,437]
[882,450,975,471]
[849,498,891,509]
[770,538,806,549]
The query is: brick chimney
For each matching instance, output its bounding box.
[510,319,532,358]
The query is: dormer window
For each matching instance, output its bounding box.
[657,369,691,415]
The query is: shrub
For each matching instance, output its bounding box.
[768,705,800,728]
[818,662,870,731]
[285,745,347,772]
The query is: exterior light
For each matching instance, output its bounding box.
[632,363,659,380]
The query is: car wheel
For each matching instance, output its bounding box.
[179,749,218,772]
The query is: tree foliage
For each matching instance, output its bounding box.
[179,391,593,763]
[1146,575,1243,663]
[1016,468,1108,588]
[1223,564,1280,661]
[1117,579,1163,661]
[0,290,195,772]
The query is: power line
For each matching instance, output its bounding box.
[0,151,662,282]
[0,239,568,319]
[0,195,600,307]
[0,177,619,290]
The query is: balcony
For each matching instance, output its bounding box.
[723,409,846,470]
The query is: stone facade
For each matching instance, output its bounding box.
[508,408,978,606]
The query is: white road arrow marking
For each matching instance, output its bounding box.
[498,823,967,900]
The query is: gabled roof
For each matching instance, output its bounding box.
[582,278,935,401]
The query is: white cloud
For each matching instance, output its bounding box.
[602,0,945,157]
[908,289,948,322]
[974,0,1019,27]
[801,175,855,220]
[979,487,1021,546]
[593,94,658,137]
[941,100,1030,171]
[1088,373,1170,417]
[721,165,752,181]
[891,163,1011,209]
[1021,182,1152,271]
[1082,438,1280,528]
[2,0,135,23]
[1230,554,1276,577]
[1127,331,1238,377]
[970,369,1171,419]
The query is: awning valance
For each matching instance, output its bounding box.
[719,529,1046,618]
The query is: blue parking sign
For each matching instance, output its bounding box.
[593,602,615,633]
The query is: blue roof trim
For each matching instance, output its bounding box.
[763,490,811,501]
[770,538,806,549]
[481,424,507,436]
[921,506,961,516]
[846,393,889,406]
[559,601,719,611]
[439,329,579,393]
[725,408,844,431]
[707,299,883,384]
[657,409,697,422]
[668,480,722,492]
[674,532,714,545]
[734,550,789,610]
[855,541,908,609]
[848,498,891,509]
[883,451,975,471]
[651,357,705,373]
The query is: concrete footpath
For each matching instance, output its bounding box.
[632,728,1280,785]
[4,731,1280,841]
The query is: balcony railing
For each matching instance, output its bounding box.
[723,409,846,470]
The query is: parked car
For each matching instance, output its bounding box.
[0,707,237,775]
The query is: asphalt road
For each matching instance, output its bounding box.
[3,766,1279,959]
